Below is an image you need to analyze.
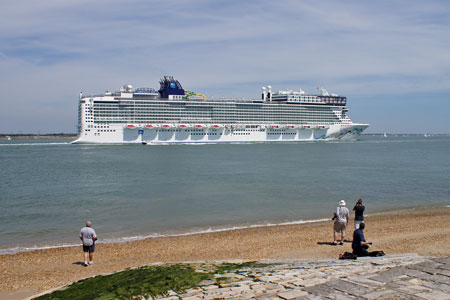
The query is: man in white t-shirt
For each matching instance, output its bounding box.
[80,221,97,267]
[333,200,349,245]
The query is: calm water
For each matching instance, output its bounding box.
[1,136,449,253]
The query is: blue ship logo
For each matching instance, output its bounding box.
[335,128,362,139]
[170,82,176,88]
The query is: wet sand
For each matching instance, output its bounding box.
[1,206,449,299]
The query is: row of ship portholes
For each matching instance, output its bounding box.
[88,131,301,136]
[267,132,296,135]
[191,133,221,136]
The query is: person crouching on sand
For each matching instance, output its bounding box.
[352,222,371,256]
[80,221,97,267]
[333,200,349,245]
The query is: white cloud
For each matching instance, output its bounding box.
[1,0,449,133]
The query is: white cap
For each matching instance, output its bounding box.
[339,200,346,206]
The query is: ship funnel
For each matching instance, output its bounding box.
[262,87,267,101]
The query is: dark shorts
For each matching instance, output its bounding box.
[83,244,95,253]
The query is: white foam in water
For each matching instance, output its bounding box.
[0,218,329,255]
[0,243,78,255]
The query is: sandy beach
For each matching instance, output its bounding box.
[1,205,449,299]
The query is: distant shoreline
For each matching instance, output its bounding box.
[364,133,450,136]
[0,134,76,140]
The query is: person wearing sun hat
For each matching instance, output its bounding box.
[332,200,349,245]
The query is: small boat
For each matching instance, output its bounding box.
[384,132,387,138]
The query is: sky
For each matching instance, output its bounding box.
[1,0,449,134]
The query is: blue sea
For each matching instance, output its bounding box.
[1,135,449,254]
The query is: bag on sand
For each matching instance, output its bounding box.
[369,250,385,257]
[339,252,357,260]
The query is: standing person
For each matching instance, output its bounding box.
[80,221,97,267]
[352,222,371,256]
[353,199,365,230]
[333,200,349,245]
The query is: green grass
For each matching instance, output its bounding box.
[33,262,264,300]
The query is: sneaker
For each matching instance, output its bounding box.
[89,261,94,265]
[331,241,337,245]
[84,262,89,267]
[339,242,344,245]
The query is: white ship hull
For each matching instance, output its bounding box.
[73,76,369,145]
[72,123,368,144]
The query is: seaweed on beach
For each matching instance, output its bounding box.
[216,261,271,274]
[33,264,211,300]
[33,261,269,300]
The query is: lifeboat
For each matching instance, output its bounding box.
[145,124,158,128]
[303,125,311,129]
[271,125,279,129]
[178,124,191,128]
[161,124,175,128]
[194,124,204,128]
[211,124,223,128]
[285,125,295,129]
[127,124,135,128]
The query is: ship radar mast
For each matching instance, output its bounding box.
[318,87,329,96]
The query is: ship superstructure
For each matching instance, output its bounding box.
[73,76,368,144]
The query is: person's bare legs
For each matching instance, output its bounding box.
[89,252,94,264]
[83,252,88,265]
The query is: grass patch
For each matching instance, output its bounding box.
[34,264,210,300]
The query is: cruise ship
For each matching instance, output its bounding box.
[72,76,369,144]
